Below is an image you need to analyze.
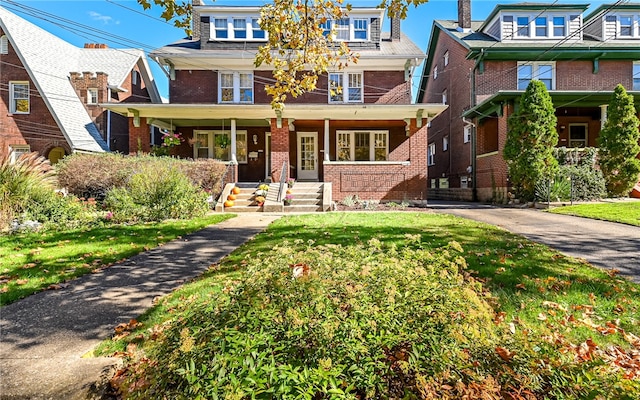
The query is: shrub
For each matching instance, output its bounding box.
[547,148,606,201]
[117,240,518,398]
[23,192,98,230]
[0,152,56,231]
[177,159,227,199]
[104,163,208,223]
[56,153,132,200]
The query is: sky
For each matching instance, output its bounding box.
[3,0,611,99]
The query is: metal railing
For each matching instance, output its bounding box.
[277,161,287,202]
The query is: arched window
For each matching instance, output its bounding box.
[0,35,8,55]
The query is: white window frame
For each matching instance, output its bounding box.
[353,18,369,40]
[335,130,389,161]
[633,61,640,91]
[9,81,30,114]
[618,15,634,37]
[433,65,438,80]
[443,51,449,66]
[535,16,547,37]
[0,35,7,55]
[513,14,571,39]
[552,16,566,37]
[443,136,449,151]
[218,71,253,104]
[193,130,248,164]
[328,72,362,103]
[131,70,138,85]
[210,16,267,41]
[321,17,372,41]
[442,89,447,105]
[428,143,436,166]
[517,61,555,90]
[335,18,350,41]
[461,176,469,188]
[464,125,472,144]
[516,16,530,37]
[9,145,30,164]
[87,88,98,105]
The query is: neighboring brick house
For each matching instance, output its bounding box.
[105,3,446,204]
[0,6,162,163]
[418,1,640,202]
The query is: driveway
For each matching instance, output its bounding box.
[428,201,640,283]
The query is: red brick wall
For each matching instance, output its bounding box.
[170,70,217,103]
[0,28,69,159]
[475,104,510,202]
[421,30,475,191]
[270,118,290,181]
[324,119,428,202]
[128,117,150,154]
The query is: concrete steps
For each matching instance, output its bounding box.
[284,182,323,213]
[218,182,329,213]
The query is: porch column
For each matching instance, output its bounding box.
[269,117,290,182]
[230,118,238,164]
[600,105,608,129]
[128,117,150,154]
[324,118,330,161]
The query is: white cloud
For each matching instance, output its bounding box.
[88,11,118,25]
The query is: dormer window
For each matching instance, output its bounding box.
[516,16,529,37]
[620,16,633,37]
[87,88,98,105]
[335,19,350,40]
[321,17,371,41]
[535,17,547,36]
[353,19,368,40]
[553,17,566,36]
[210,16,267,40]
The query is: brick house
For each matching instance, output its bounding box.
[104,3,447,205]
[0,6,162,163]
[418,1,640,202]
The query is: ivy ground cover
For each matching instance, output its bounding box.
[103,212,640,399]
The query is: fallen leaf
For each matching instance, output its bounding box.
[16,279,28,285]
[496,346,515,362]
[515,283,526,290]
[537,313,547,321]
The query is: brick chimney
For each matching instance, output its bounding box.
[84,43,108,49]
[457,0,472,32]
[390,17,401,41]
[192,0,204,39]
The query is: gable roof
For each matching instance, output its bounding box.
[0,6,161,152]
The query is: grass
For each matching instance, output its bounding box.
[0,214,234,306]
[97,212,640,393]
[549,201,640,226]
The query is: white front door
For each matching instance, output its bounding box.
[297,132,318,181]
[265,132,271,181]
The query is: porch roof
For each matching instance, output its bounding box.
[462,90,640,119]
[102,103,448,128]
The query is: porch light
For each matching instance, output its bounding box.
[253,134,258,145]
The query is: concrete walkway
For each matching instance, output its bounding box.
[0,214,280,400]
[429,201,640,283]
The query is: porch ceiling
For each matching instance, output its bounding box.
[102,103,448,126]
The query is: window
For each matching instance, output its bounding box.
[433,65,438,80]
[193,130,248,163]
[464,125,471,143]
[328,72,362,103]
[442,89,447,105]
[9,145,30,164]
[87,88,98,104]
[553,16,565,36]
[443,136,449,151]
[568,124,588,148]
[517,62,554,90]
[233,18,247,39]
[353,19,368,40]
[252,18,265,39]
[461,176,469,188]
[214,18,228,39]
[335,131,388,161]
[535,17,547,37]
[619,16,633,37]
[516,16,530,37]
[335,18,350,40]
[427,143,435,166]
[444,51,449,66]
[321,20,332,37]
[219,72,253,103]
[131,70,138,85]
[9,82,29,114]
[633,62,640,90]
[0,35,7,54]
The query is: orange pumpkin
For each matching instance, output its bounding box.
[224,200,234,208]
[227,194,237,201]
[286,189,292,194]
[232,186,241,195]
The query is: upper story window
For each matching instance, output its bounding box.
[9,81,30,114]
[442,89,447,105]
[633,62,640,90]
[336,131,388,161]
[463,125,471,143]
[619,16,633,37]
[553,16,566,36]
[517,62,555,90]
[443,51,449,66]
[131,70,138,85]
[219,72,253,103]
[1,35,8,54]
[443,136,449,151]
[516,16,530,37]
[87,88,98,104]
[428,143,435,166]
[535,17,547,36]
[329,72,362,103]
[211,17,266,40]
[321,17,370,41]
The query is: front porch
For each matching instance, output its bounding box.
[105,103,447,204]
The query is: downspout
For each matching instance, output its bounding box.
[106,110,112,151]
[467,50,484,202]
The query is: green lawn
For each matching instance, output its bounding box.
[0,214,234,306]
[99,212,640,398]
[549,201,640,226]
